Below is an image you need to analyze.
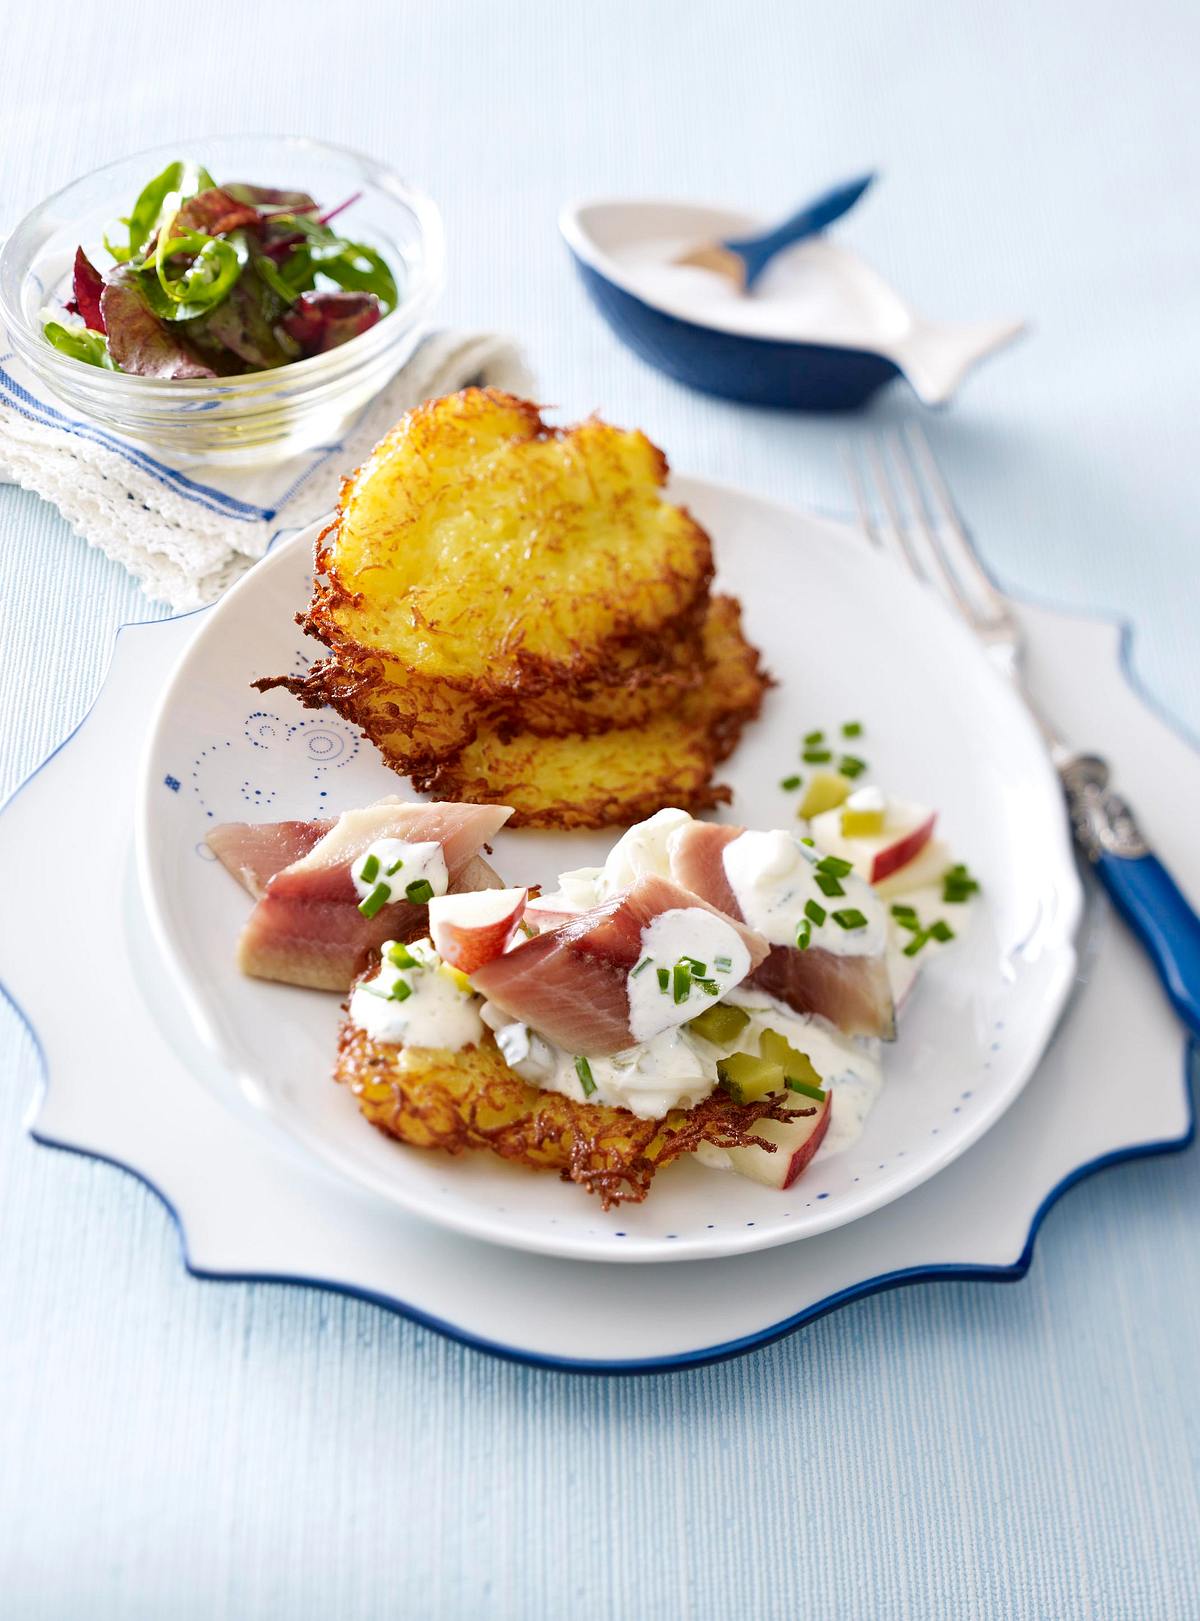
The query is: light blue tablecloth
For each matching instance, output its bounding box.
[2,4,1198,1616]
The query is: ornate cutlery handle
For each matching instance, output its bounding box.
[1062,754,1200,1038]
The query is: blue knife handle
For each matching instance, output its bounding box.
[1095,851,1200,1039]
[722,172,876,290]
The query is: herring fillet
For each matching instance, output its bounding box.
[207,819,334,899]
[668,820,896,1039]
[217,800,512,992]
[470,873,768,1056]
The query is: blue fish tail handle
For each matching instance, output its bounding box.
[723,172,876,290]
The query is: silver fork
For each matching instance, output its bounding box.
[845,425,1200,1039]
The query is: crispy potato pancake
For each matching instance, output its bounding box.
[336,1021,799,1208]
[269,596,712,771]
[256,389,769,824]
[414,596,770,827]
[317,386,712,686]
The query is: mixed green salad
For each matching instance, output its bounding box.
[43,160,399,378]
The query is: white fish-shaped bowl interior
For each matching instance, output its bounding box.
[561,198,1025,410]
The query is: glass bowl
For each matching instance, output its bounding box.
[0,134,444,464]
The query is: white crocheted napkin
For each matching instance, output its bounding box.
[0,330,531,610]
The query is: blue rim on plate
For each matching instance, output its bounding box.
[0,582,1195,1373]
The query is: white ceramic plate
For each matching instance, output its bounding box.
[136,477,1082,1262]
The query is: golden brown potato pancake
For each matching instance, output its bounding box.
[336,1021,801,1208]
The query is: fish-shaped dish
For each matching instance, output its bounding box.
[560,198,1025,410]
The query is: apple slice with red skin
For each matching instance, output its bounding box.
[427,887,528,973]
[870,808,937,884]
[722,1090,832,1189]
[811,798,937,886]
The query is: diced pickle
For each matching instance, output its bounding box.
[840,806,885,837]
[686,1003,752,1046]
[760,1028,825,1091]
[716,1052,785,1104]
[798,770,851,820]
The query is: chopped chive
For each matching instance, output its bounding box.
[785,1076,827,1102]
[929,919,955,942]
[680,956,708,976]
[357,882,391,918]
[575,1055,597,1097]
[631,956,653,978]
[405,878,435,904]
[389,977,413,1002]
[386,856,405,876]
[696,978,721,997]
[942,862,981,902]
[841,721,863,738]
[672,961,693,1004]
[891,903,918,920]
[656,967,670,992]
[838,754,868,779]
[895,913,923,934]
[815,873,846,898]
[780,774,802,791]
[803,729,825,745]
[386,942,418,969]
[816,855,854,877]
[713,956,732,974]
[903,931,929,957]
[359,852,380,884]
[795,920,812,950]
[833,908,869,930]
[800,836,815,847]
[802,749,833,764]
[804,899,827,927]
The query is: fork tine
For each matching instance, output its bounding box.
[840,441,910,571]
[903,423,1011,620]
[840,441,879,547]
[886,429,977,621]
[864,438,926,577]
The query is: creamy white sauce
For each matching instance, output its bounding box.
[490,983,880,1130]
[723,828,888,957]
[350,838,448,908]
[349,937,483,1050]
[610,236,909,345]
[556,806,688,910]
[882,879,968,1010]
[626,906,752,1044]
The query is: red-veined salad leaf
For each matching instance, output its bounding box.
[72,248,106,333]
[100,267,216,379]
[280,291,383,355]
[173,187,260,242]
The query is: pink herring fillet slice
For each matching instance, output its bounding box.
[470,873,768,1057]
[230,800,512,992]
[207,819,334,899]
[208,818,504,903]
[668,820,896,1040]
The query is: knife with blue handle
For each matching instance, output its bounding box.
[1061,754,1200,1037]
